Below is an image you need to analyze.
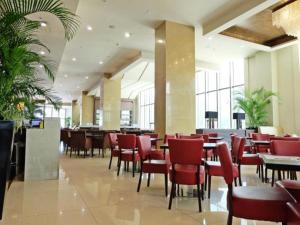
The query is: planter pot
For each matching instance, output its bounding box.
[0,121,14,220]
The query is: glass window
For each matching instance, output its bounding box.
[139,87,155,130]
[195,60,245,129]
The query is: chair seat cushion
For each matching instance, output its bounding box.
[276,180,300,202]
[240,154,263,165]
[232,186,294,222]
[287,202,300,225]
[142,160,169,174]
[206,161,239,177]
[169,165,205,185]
[121,150,140,161]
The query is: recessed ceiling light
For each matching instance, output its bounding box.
[40,51,46,55]
[39,64,44,68]
[157,39,164,44]
[208,36,213,40]
[77,85,80,89]
[240,45,245,48]
[124,32,131,38]
[64,74,68,78]
[99,61,104,65]
[40,22,47,27]
[72,57,77,62]
[86,25,93,31]
[85,76,89,79]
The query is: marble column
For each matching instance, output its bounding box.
[72,100,80,126]
[80,91,94,126]
[155,21,196,136]
[101,78,121,130]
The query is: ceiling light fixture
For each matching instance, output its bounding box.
[86,25,93,31]
[77,85,80,89]
[40,51,46,55]
[208,36,213,40]
[157,39,164,44]
[64,74,68,78]
[124,32,131,38]
[99,61,104,65]
[85,76,89,79]
[39,64,44,68]
[272,1,300,38]
[72,57,77,62]
[40,22,47,27]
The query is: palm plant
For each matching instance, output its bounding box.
[234,88,277,128]
[0,0,79,126]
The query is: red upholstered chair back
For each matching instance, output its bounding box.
[270,137,300,141]
[117,134,136,150]
[144,133,158,138]
[231,136,245,162]
[168,139,203,165]
[252,133,271,141]
[230,134,237,150]
[136,136,152,160]
[191,134,209,142]
[108,133,118,148]
[164,134,176,144]
[178,135,200,139]
[271,140,300,156]
[218,143,234,184]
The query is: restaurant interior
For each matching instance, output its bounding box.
[1,0,300,224]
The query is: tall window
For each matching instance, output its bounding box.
[139,88,154,130]
[195,60,245,129]
[44,105,72,128]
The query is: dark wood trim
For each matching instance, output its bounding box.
[264,35,297,47]
[272,0,297,12]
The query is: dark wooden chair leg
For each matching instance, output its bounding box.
[132,160,136,177]
[208,175,211,199]
[201,184,204,200]
[117,158,121,176]
[271,169,275,187]
[197,183,202,212]
[168,182,175,210]
[147,173,151,187]
[238,164,242,186]
[137,170,142,192]
[108,154,113,169]
[164,174,168,197]
[205,171,208,191]
[227,213,233,225]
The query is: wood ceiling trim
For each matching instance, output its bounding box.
[272,0,297,12]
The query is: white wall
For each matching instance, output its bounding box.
[245,45,300,134]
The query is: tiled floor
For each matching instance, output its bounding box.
[0,152,280,225]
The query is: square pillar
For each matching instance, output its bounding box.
[155,21,196,136]
[80,91,94,126]
[101,78,121,130]
[72,100,80,126]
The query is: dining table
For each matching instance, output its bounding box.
[160,142,218,160]
[260,154,300,185]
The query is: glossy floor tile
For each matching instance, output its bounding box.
[0,152,283,225]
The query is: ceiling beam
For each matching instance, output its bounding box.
[203,0,279,36]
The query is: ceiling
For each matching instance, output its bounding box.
[35,0,290,102]
[221,0,297,46]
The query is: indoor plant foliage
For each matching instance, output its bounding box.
[0,0,79,126]
[234,87,277,129]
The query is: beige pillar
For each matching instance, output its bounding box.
[101,78,121,130]
[71,100,80,126]
[80,91,94,126]
[155,21,196,136]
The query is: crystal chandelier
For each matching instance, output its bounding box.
[272,0,300,38]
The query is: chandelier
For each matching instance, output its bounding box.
[272,0,300,38]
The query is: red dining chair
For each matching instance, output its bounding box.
[276,180,300,202]
[168,138,205,212]
[287,202,300,225]
[117,134,139,177]
[205,138,242,198]
[270,140,300,186]
[252,133,271,153]
[189,134,214,160]
[232,135,264,183]
[136,136,170,196]
[164,134,175,144]
[107,133,119,169]
[218,142,295,225]
[144,133,159,148]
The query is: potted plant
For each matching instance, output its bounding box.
[234,87,277,131]
[0,0,79,219]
